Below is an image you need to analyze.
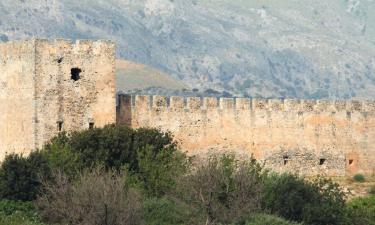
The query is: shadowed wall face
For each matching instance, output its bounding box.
[0,39,116,159]
[117,95,375,176]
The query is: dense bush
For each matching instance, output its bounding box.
[347,195,375,225]
[0,152,50,201]
[42,125,188,196]
[263,174,348,225]
[37,168,142,225]
[244,214,302,225]
[64,125,177,172]
[177,155,266,225]
[353,174,366,182]
[132,145,189,197]
[143,197,198,225]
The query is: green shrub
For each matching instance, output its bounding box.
[263,174,348,225]
[245,214,302,225]
[143,197,198,225]
[0,152,51,201]
[41,133,80,178]
[353,174,366,182]
[347,195,375,225]
[0,200,44,225]
[132,145,189,197]
[42,125,188,197]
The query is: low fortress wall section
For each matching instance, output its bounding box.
[118,95,375,176]
[0,39,116,160]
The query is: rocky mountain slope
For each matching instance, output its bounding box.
[1,0,375,99]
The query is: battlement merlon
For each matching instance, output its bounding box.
[118,94,375,113]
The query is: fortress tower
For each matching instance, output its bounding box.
[0,39,116,159]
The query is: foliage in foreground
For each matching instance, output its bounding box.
[264,173,349,225]
[0,200,44,225]
[244,213,303,225]
[176,155,266,225]
[0,125,374,225]
[0,152,50,201]
[43,125,188,197]
[37,168,142,225]
[347,195,375,225]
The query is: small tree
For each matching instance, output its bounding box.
[0,152,50,201]
[37,168,142,225]
[177,155,265,225]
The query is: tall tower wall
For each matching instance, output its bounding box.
[0,39,116,159]
[0,40,36,159]
[33,39,116,149]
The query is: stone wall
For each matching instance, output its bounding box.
[0,39,116,159]
[117,95,375,176]
[0,40,36,159]
[33,39,116,149]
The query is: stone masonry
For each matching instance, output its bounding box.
[117,95,375,176]
[1,39,374,177]
[0,39,116,159]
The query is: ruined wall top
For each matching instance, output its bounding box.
[0,39,115,58]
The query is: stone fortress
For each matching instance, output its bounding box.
[0,39,116,159]
[1,39,375,177]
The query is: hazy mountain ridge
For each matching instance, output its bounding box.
[1,0,375,99]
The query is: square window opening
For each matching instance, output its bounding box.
[71,68,82,81]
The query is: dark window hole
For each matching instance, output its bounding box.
[57,121,63,132]
[89,122,95,129]
[319,158,326,165]
[349,159,354,165]
[283,156,289,165]
[71,68,82,81]
[57,57,63,64]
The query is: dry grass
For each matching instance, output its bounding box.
[332,175,375,199]
[116,59,187,92]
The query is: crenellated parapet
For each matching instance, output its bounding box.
[118,94,375,113]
